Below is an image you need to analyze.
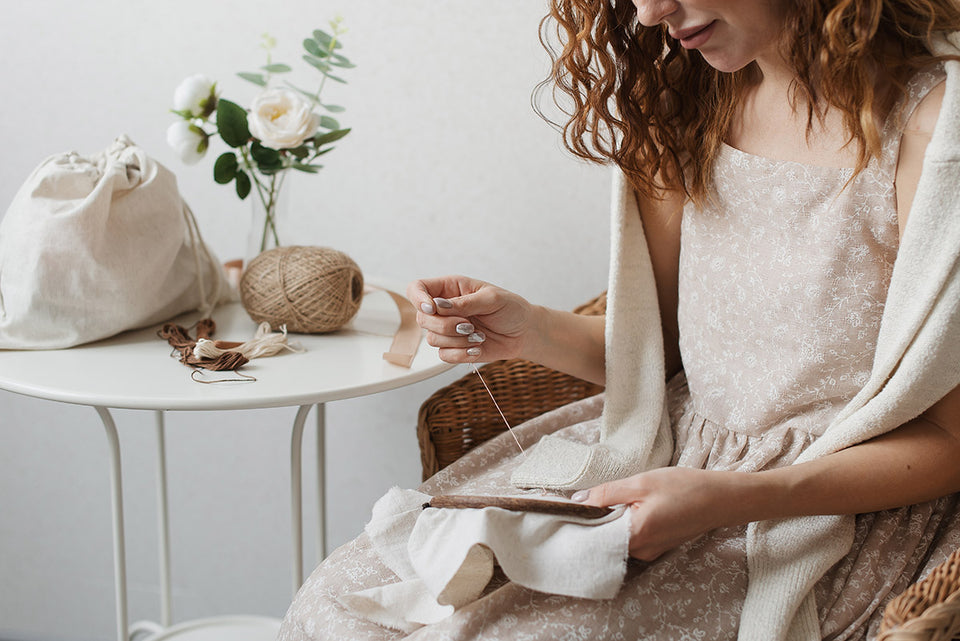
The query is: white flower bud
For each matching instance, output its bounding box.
[166,121,208,165]
[172,74,217,118]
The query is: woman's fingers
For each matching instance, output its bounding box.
[407,275,532,364]
[573,476,646,507]
[436,346,484,364]
[408,276,503,318]
[424,326,486,347]
[407,276,483,314]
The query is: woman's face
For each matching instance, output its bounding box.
[630,0,786,73]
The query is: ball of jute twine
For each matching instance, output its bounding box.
[240,245,364,333]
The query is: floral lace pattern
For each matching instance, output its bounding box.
[278,66,960,641]
[678,144,900,435]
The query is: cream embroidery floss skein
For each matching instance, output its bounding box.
[193,322,304,360]
[240,245,364,333]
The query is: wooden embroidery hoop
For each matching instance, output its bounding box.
[425,495,613,519]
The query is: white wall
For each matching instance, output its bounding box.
[0,2,610,639]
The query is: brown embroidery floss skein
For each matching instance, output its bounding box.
[240,246,364,334]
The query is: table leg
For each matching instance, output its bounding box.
[289,405,312,595]
[315,403,327,563]
[289,404,329,594]
[93,406,128,641]
[153,410,173,627]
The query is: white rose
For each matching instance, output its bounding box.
[172,74,217,117]
[166,121,208,165]
[247,88,319,149]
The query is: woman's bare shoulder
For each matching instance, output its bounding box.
[895,79,946,236]
[905,79,946,137]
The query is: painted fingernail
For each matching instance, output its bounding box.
[468,331,485,343]
[466,347,482,357]
[571,490,590,502]
[456,323,475,335]
[434,297,453,309]
[420,302,435,315]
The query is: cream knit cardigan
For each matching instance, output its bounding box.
[513,32,960,640]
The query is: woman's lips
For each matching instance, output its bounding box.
[672,21,717,49]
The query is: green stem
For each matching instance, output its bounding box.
[311,30,340,107]
[264,171,286,250]
[238,147,278,252]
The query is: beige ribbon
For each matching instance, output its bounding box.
[365,286,422,368]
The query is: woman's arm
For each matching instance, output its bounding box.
[582,402,960,561]
[407,184,684,385]
[407,276,607,385]
[750,404,960,518]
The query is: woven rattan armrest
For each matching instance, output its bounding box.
[416,293,606,481]
[878,546,960,640]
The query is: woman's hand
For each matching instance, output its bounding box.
[406,276,539,364]
[578,467,752,561]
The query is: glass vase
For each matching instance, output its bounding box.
[246,172,288,265]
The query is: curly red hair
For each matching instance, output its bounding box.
[537,0,960,205]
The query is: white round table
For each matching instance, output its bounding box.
[0,294,454,641]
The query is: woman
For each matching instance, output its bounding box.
[280,0,960,638]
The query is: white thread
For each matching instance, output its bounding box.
[472,363,526,458]
[193,322,304,360]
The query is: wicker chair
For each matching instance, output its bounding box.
[415,293,960,640]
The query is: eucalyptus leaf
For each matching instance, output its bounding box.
[237,72,267,87]
[313,29,342,50]
[329,53,355,68]
[235,171,251,199]
[319,115,340,130]
[293,162,322,173]
[323,104,346,113]
[261,63,292,73]
[302,54,331,73]
[216,99,251,147]
[302,38,328,58]
[325,73,347,84]
[289,145,310,159]
[314,128,351,146]
[284,82,321,105]
[213,152,238,184]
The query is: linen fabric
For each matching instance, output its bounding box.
[0,135,231,349]
[337,487,631,632]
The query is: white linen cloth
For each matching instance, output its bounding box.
[0,135,231,349]
[339,487,631,633]
[513,31,960,641]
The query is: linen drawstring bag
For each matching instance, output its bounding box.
[0,135,232,349]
